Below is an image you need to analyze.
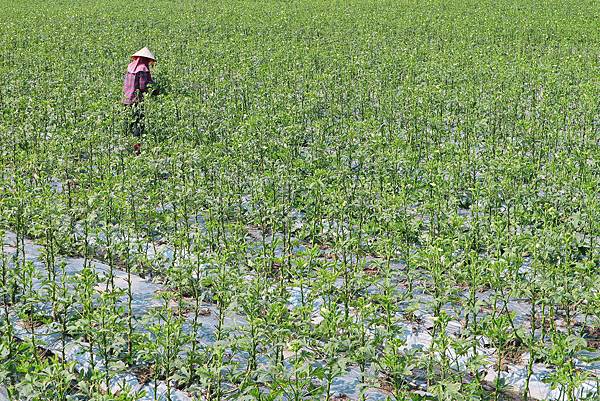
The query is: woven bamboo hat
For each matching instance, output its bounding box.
[131,47,156,61]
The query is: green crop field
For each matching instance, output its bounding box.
[0,0,599,400]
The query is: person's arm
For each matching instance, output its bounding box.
[142,71,160,96]
[138,71,152,94]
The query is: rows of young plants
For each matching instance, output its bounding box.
[1,0,599,400]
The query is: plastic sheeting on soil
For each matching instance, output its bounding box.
[2,230,599,400]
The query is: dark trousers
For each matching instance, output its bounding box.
[124,102,145,137]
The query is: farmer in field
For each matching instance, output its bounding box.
[122,47,157,154]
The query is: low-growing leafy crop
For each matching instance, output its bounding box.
[0,0,598,400]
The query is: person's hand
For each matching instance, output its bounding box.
[147,82,160,96]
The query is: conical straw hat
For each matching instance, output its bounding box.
[131,47,156,61]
